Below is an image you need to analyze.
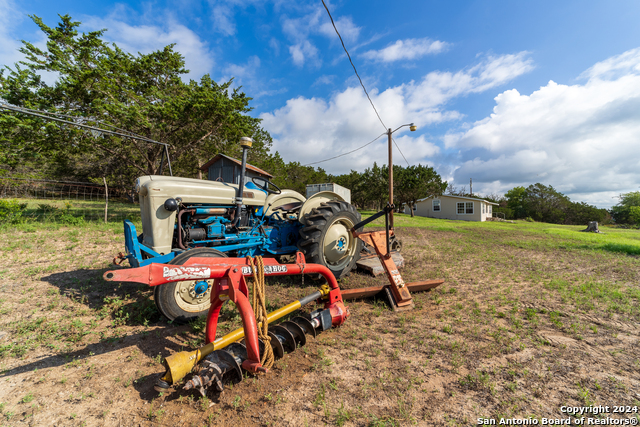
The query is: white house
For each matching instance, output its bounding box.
[404,195,499,222]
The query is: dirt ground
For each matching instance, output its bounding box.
[0,223,639,426]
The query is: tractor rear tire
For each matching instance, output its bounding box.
[298,201,362,280]
[154,248,227,324]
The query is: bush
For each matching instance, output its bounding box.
[0,199,28,224]
[35,202,85,225]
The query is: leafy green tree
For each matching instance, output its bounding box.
[611,191,640,225]
[0,15,271,188]
[565,201,609,225]
[394,164,446,217]
[522,183,569,223]
[505,186,527,219]
[362,162,388,211]
[332,170,367,209]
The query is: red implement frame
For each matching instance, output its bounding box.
[353,229,414,310]
[349,203,444,311]
[103,253,348,373]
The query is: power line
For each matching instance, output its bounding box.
[0,103,168,147]
[303,133,386,166]
[0,103,164,145]
[0,103,173,175]
[321,0,386,131]
[392,137,410,166]
[320,0,411,168]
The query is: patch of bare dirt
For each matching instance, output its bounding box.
[0,224,639,426]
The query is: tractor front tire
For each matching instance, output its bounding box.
[298,201,362,280]
[154,248,227,324]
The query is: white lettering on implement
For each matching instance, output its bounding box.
[392,274,405,287]
[242,265,288,275]
[162,266,211,281]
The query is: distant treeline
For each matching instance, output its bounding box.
[261,159,446,214]
[480,183,613,225]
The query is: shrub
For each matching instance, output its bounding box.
[35,202,85,225]
[0,199,28,224]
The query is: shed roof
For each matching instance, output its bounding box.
[199,153,273,178]
[416,194,499,206]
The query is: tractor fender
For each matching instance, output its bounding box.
[264,189,307,216]
[298,191,347,225]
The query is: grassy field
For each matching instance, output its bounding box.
[0,207,638,426]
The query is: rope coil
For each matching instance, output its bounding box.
[247,256,275,369]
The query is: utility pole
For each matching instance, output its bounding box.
[388,128,393,229]
[470,178,472,196]
[387,123,417,230]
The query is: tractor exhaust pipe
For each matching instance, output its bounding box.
[232,137,252,226]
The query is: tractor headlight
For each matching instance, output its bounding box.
[134,178,141,194]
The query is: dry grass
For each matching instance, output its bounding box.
[0,214,638,426]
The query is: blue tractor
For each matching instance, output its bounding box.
[120,137,362,322]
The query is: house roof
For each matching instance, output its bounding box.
[416,194,499,205]
[199,153,273,178]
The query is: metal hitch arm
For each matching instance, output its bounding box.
[104,252,349,375]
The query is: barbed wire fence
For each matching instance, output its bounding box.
[0,176,138,222]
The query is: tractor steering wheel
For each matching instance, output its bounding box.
[251,176,282,195]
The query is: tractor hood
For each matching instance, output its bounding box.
[136,175,267,255]
[137,175,267,206]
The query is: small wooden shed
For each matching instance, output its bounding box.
[404,195,498,222]
[199,154,273,184]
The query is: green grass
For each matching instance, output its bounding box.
[1,198,140,225]
[360,211,640,256]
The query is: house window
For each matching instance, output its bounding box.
[482,204,485,214]
[413,204,417,211]
[488,205,492,214]
[433,200,441,211]
[466,202,474,214]
[457,202,465,214]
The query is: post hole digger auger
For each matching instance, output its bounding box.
[103,253,349,395]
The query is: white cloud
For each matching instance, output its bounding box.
[405,52,533,122]
[362,38,449,62]
[288,41,319,67]
[260,52,530,174]
[447,48,640,208]
[0,0,25,71]
[318,16,361,44]
[219,56,287,100]
[281,9,361,68]
[82,15,214,81]
[223,55,261,80]
[207,0,261,37]
[313,75,336,86]
[281,9,323,67]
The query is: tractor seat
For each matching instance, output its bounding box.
[272,201,303,213]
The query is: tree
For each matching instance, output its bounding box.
[611,191,640,225]
[394,164,446,217]
[522,183,569,223]
[505,186,527,219]
[362,163,388,211]
[0,15,271,187]
[332,170,367,209]
[565,201,609,225]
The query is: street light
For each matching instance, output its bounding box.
[388,123,416,229]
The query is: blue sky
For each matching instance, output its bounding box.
[2,0,640,208]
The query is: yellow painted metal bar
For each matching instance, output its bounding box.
[211,300,302,351]
[161,289,327,385]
